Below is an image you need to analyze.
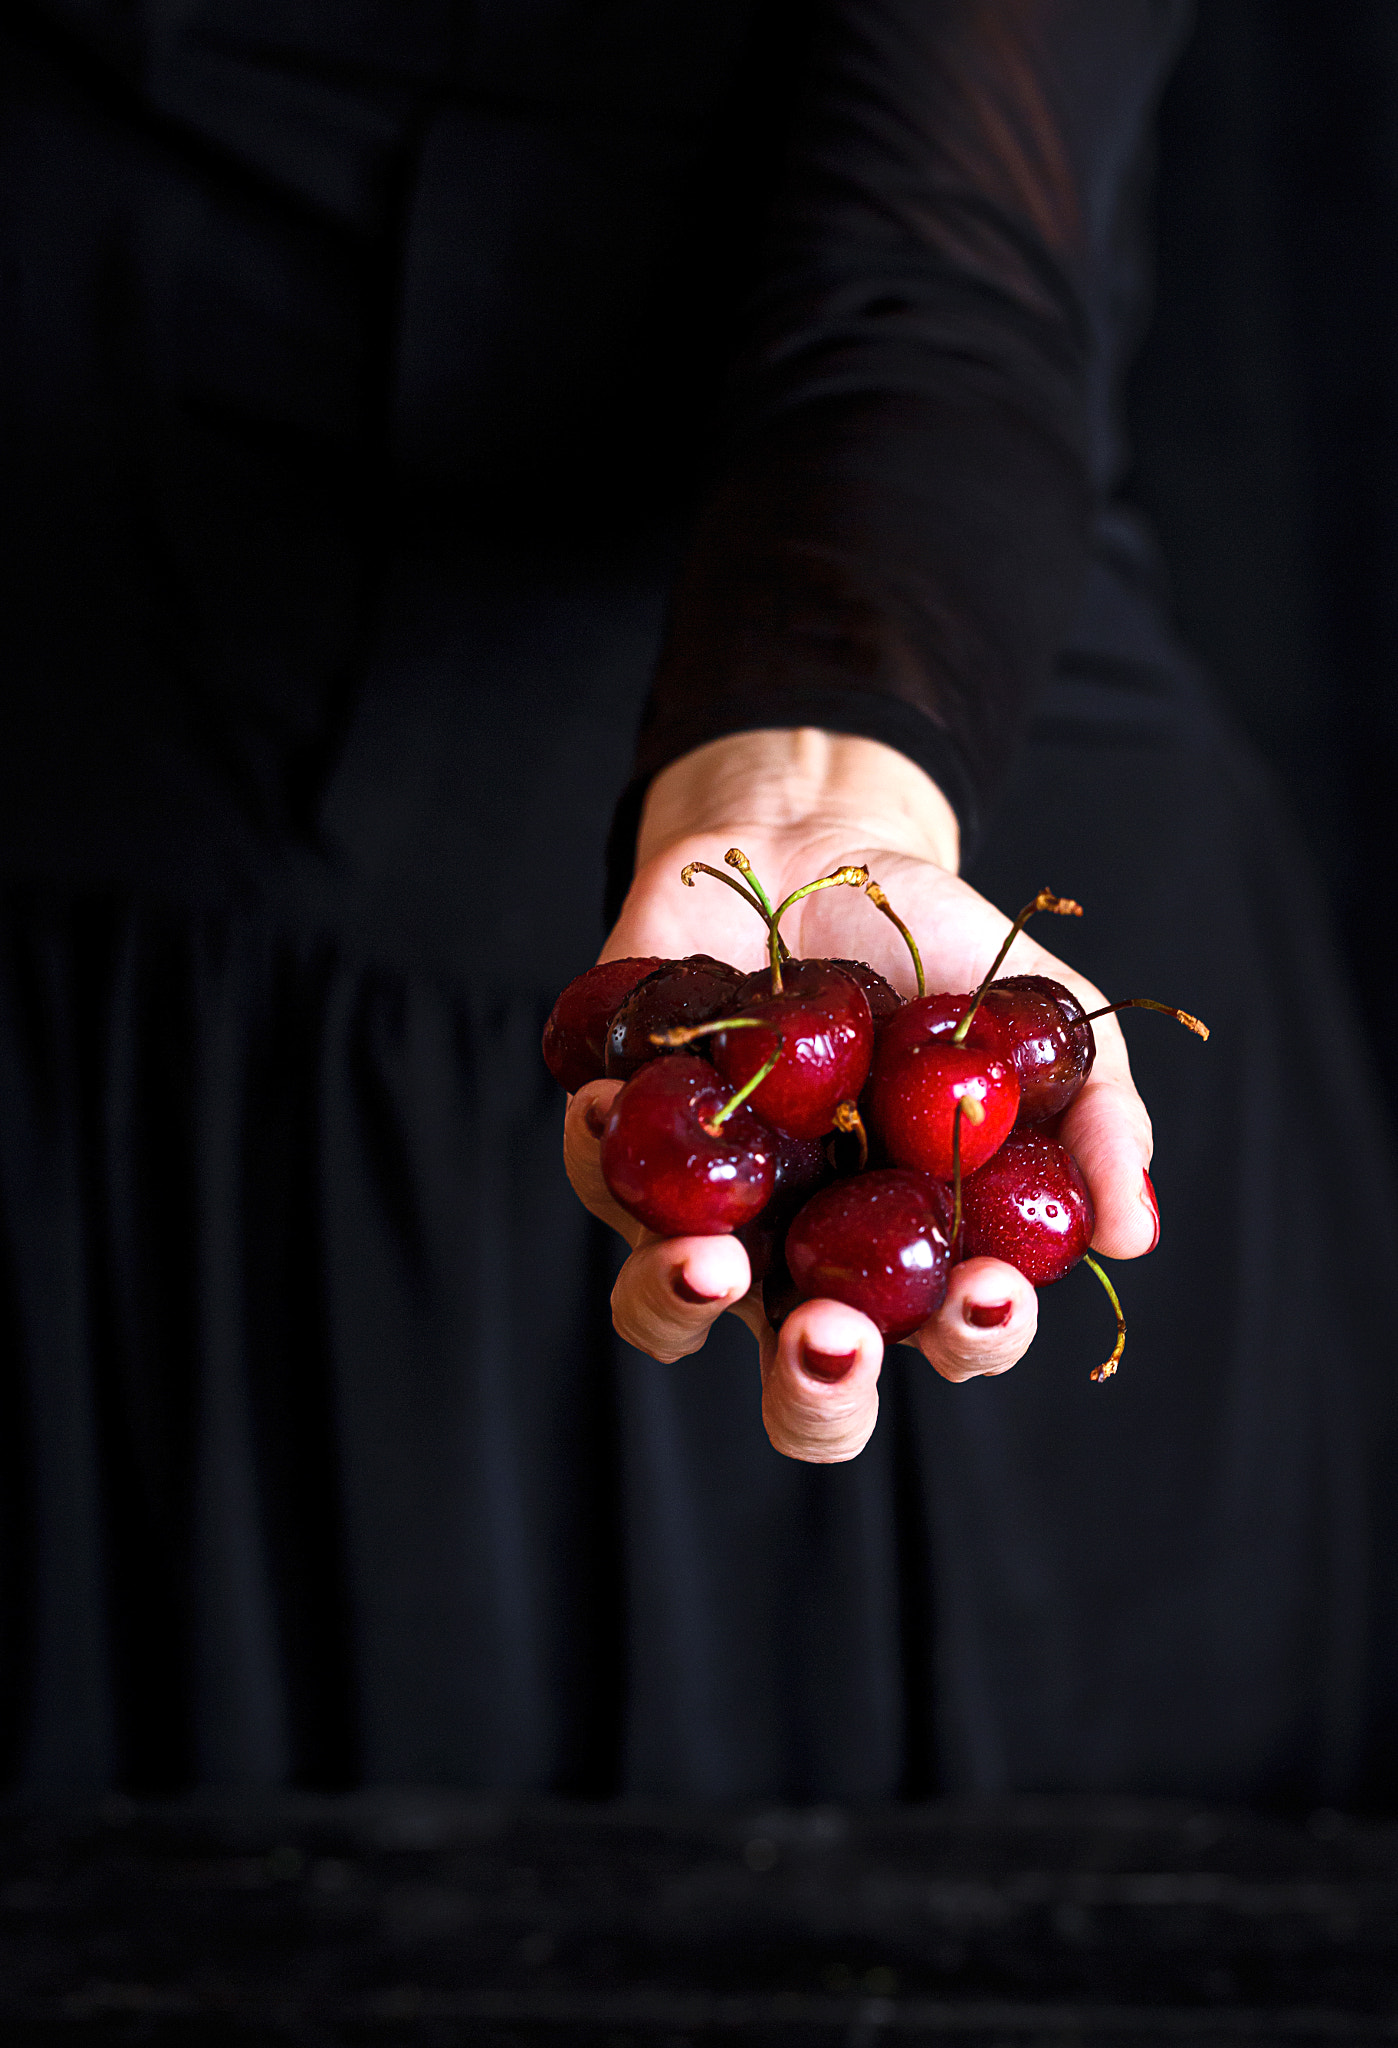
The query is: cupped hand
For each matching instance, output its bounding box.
[565,730,1156,1462]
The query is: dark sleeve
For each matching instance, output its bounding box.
[607,0,1189,918]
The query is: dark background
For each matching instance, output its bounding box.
[1129,0,1398,1116]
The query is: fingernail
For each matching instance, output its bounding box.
[585,1101,607,1140]
[1141,1169,1160,1252]
[672,1270,723,1306]
[964,1300,1013,1329]
[800,1344,858,1383]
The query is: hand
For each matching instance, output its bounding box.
[565,730,1156,1463]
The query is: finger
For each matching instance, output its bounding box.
[611,1232,753,1362]
[563,1080,637,1240]
[1058,1053,1157,1260]
[990,967,1157,1260]
[762,1298,883,1463]
[912,1257,1039,1383]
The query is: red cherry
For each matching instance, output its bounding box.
[542,956,665,1092]
[958,1129,1094,1283]
[604,955,746,1080]
[600,1055,775,1237]
[784,1169,951,1341]
[709,960,875,1139]
[735,1127,832,1280]
[864,992,1020,1178]
[826,958,902,1023]
[978,975,1094,1125]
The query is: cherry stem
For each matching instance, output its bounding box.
[865,881,925,997]
[1080,997,1209,1041]
[832,1100,869,1171]
[953,887,1083,1046]
[706,1028,785,1132]
[724,848,777,926]
[1083,1252,1126,1382]
[767,866,870,995]
[647,1014,784,1130]
[679,858,790,962]
[950,1100,964,1255]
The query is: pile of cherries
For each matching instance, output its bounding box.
[544,851,1207,1380]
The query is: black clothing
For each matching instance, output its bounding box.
[2,2,1396,1800]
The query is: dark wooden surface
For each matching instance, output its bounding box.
[2,1795,1397,2043]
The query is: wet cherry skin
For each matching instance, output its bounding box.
[978,975,1095,1125]
[543,956,665,1093]
[957,1129,1094,1284]
[735,1127,832,1281]
[600,1055,776,1238]
[604,954,746,1081]
[863,992,1020,1179]
[709,960,875,1140]
[784,1168,952,1341]
[827,958,902,1023]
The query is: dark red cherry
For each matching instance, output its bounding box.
[709,960,874,1140]
[600,1055,775,1237]
[979,975,1094,1125]
[958,1129,1094,1284]
[543,956,665,1093]
[864,992,1019,1179]
[605,954,746,1081]
[785,1169,951,1341]
[826,958,902,1023]
[735,1128,832,1281]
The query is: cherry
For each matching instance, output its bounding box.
[978,975,1094,1125]
[600,1055,776,1238]
[981,980,1210,1126]
[784,1169,951,1341]
[543,956,664,1093]
[674,851,911,1134]
[864,996,1020,1178]
[956,1128,1127,1381]
[957,1129,1094,1283]
[863,887,1091,1177]
[827,958,902,1023]
[736,1127,833,1280]
[709,960,875,1139]
[604,954,746,1081]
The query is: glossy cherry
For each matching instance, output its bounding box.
[543,956,665,1093]
[600,1055,776,1238]
[605,954,746,1081]
[709,960,875,1140]
[827,958,902,1023]
[784,1169,952,1341]
[957,1129,1094,1283]
[864,991,1020,1178]
[736,1127,833,1280]
[978,975,1095,1125]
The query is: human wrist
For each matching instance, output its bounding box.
[636,729,961,874]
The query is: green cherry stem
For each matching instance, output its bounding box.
[865,881,925,997]
[952,887,1083,1046]
[647,1014,783,1130]
[1083,1252,1126,1382]
[706,1029,784,1132]
[1081,997,1210,1040]
[724,848,778,926]
[767,865,871,994]
[679,854,790,961]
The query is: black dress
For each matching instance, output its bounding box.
[2,1,1395,1802]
